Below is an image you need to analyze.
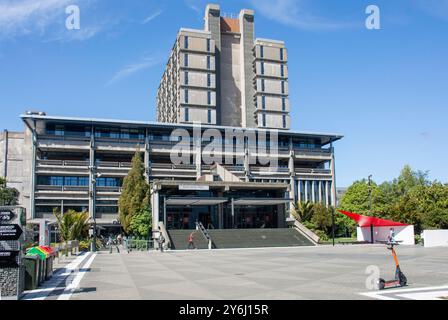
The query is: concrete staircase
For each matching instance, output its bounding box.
[167,230,209,250]
[207,228,315,249]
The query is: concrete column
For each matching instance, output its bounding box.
[205,4,221,124]
[297,180,302,203]
[151,189,160,232]
[88,134,95,218]
[231,198,235,228]
[330,143,337,207]
[217,191,223,228]
[244,143,250,182]
[195,139,201,179]
[311,180,315,203]
[30,123,37,219]
[304,180,308,202]
[288,148,295,207]
[239,8,256,128]
[144,129,150,183]
[318,180,322,203]
[277,203,284,228]
[163,196,167,226]
[2,129,8,177]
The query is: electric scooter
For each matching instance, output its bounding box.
[376,240,407,290]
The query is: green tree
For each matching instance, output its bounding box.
[291,201,314,222]
[118,150,151,236]
[130,207,152,239]
[53,209,90,242]
[311,203,332,233]
[339,165,448,234]
[0,177,19,206]
[338,179,383,216]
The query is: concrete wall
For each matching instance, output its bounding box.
[239,9,256,128]
[180,88,216,106]
[180,52,215,71]
[422,230,448,248]
[220,33,242,127]
[357,225,415,245]
[0,130,31,216]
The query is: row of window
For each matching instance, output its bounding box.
[258,79,286,94]
[46,124,146,140]
[184,72,212,87]
[36,206,118,214]
[260,96,287,111]
[183,108,212,123]
[259,46,284,61]
[37,176,123,187]
[259,62,285,77]
[45,125,321,147]
[260,114,287,129]
[184,89,212,105]
[183,53,211,69]
[184,36,211,52]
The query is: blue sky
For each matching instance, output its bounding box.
[0,0,447,187]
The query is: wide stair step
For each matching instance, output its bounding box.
[167,230,209,250]
[207,228,314,249]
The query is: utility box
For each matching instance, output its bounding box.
[0,206,26,300]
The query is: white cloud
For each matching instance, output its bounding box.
[250,0,352,31]
[0,0,72,37]
[106,56,162,86]
[142,9,162,24]
[0,0,104,41]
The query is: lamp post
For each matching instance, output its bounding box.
[368,174,373,243]
[89,165,102,252]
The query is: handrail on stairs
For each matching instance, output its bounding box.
[196,221,214,249]
[158,221,171,250]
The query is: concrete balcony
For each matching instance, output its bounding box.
[96,161,131,176]
[37,135,90,151]
[149,163,197,179]
[36,159,89,174]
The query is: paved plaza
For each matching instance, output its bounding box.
[23,244,448,300]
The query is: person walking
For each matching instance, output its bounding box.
[159,234,165,252]
[187,231,195,249]
[388,228,396,243]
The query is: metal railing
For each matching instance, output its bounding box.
[196,221,214,249]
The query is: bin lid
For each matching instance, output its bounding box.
[26,247,48,260]
[38,245,56,256]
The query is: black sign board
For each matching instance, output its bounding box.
[0,250,19,268]
[0,210,15,223]
[0,224,23,241]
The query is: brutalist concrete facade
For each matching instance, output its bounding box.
[157,3,290,129]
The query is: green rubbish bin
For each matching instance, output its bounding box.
[45,256,54,280]
[23,256,39,290]
[38,257,46,285]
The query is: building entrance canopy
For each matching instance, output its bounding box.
[165,197,228,206]
[165,197,291,206]
[232,198,292,206]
